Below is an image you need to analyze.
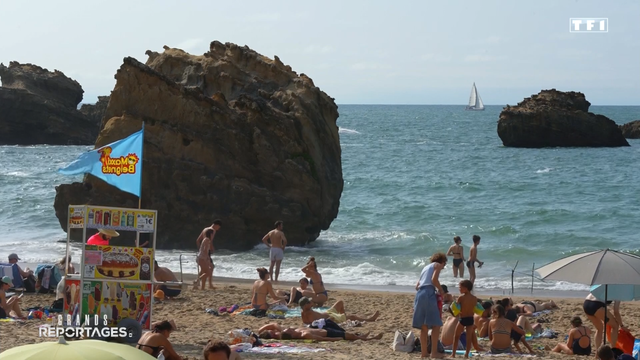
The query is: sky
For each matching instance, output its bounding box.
[1,0,639,105]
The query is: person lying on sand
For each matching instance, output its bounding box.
[496,298,542,335]
[137,320,182,360]
[275,278,313,306]
[513,299,558,316]
[257,323,383,341]
[299,297,380,325]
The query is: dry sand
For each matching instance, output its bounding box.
[1,278,639,359]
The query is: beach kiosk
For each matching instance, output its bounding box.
[63,204,157,342]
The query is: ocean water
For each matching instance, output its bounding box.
[1,105,639,292]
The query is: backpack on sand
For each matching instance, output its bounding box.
[391,330,415,352]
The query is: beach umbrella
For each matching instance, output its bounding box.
[535,249,640,285]
[536,249,640,345]
[590,284,640,302]
[0,337,156,360]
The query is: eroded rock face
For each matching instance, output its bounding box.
[0,61,97,145]
[619,120,640,139]
[0,61,83,108]
[80,96,110,128]
[497,89,629,147]
[54,42,343,250]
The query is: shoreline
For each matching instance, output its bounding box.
[20,262,589,299]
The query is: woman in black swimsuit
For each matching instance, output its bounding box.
[550,316,592,355]
[583,293,623,347]
[446,236,465,278]
[137,320,182,360]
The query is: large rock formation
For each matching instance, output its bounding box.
[79,95,110,128]
[497,89,629,148]
[54,42,343,250]
[0,62,98,145]
[619,120,640,139]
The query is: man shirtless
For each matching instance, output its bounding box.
[257,323,383,341]
[261,221,287,282]
[300,297,380,325]
[153,260,181,298]
[195,220,222,288]
[466,235,484,284]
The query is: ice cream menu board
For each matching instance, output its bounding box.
[81,280,152,329]
[84,245,153,281]
[85,206,156,233]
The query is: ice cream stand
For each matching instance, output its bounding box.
[63,204,157,342]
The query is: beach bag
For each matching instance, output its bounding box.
[391,330,415,352]
[607,325,636,355]
[23,275,36,293]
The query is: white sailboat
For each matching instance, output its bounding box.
[465,82,485,111]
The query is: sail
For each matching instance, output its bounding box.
[468,83,477,107]
[476,91,484,109]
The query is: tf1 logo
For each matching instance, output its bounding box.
[570,18,608,33]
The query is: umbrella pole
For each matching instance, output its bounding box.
[603,284,608,346]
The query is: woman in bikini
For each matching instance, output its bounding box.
[488,304,525,354]
[550,315,592,355]
[301,257,328,306]
[583,293,623,348]
[446,236,465,278]
[137,320,182,360]
[513,299,557,316]
[251,268,286,310]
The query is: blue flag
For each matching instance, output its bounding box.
[59,128,144,197]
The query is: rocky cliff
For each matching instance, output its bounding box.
[0,62,98,145]
[497,89,629,148]
[619,120,640,139]
[54,42,343,250]
[79,95,110,128]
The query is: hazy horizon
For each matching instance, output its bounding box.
[2,0,639,106]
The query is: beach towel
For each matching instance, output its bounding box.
[531,310,551,317]
[283,306,330,318]
[244,344,326,354]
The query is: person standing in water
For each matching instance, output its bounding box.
[262,221,287,282]
[447,236,465,278]
[466,235,483,284]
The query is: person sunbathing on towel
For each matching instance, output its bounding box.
[257,323,383,341]
[299,297,380,325]
[513,299,558,317]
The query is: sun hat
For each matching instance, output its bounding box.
[1,276,13,286]
[98,229,120,237]
[8,253,20,261]
[153,289,165,301]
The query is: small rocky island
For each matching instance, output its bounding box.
[54,41,343,250]
[0,62,100,145]
[497,89,629,148]
[619,120,640,139]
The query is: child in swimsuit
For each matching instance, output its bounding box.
[447,236,466,278]
[451,280,480,358]
[550,316,592,355]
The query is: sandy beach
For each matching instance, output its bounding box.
[1,276,639,359]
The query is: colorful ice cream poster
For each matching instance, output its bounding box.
[68,207,85,228]
[81,280,152,329]
[93,246,153,281]
[63,279,82,322]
